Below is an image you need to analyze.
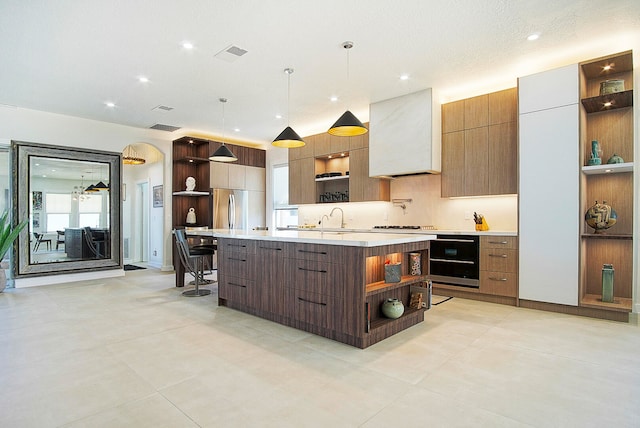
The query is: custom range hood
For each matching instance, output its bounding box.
[369,88,441,177]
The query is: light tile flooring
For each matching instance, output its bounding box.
[1,268,639,427]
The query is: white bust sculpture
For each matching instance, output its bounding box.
[185,176,196,192]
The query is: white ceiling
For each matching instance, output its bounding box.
[1,0,639,147]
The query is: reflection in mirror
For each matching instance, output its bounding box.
[13,141,122,277]
[28,158,111,265]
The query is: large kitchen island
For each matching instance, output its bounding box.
[189,229,435,348]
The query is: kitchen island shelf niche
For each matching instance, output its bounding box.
[366,275,426,295]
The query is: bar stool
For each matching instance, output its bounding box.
[173,229,214,297]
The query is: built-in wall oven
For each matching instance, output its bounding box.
[428,235,479,288]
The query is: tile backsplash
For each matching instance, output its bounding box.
[298,174,518,232]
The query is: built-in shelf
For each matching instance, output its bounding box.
[172,191,210,196]
[582,162,633,175]
[368,307,424,331]
[315,175,349,182]
[366,275,426,296]
[581,90,633,114]
[175,156,210,164]
[581,233,633,240]
[580,294,632,312]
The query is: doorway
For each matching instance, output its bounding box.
[135,180,149,263]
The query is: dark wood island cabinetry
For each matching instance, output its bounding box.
[212,231,434,348]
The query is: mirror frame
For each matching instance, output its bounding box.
[12,140,123,277]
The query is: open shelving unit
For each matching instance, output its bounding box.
[578,51,634,314]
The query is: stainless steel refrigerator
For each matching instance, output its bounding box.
[213,188,249,229]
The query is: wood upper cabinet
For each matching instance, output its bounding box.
[349,148,390,202]
[288,157,316,205]
[441,131,465,197]
[464,127,489,196]
[441,88,517,197]
[442,100,464,133]
[464,94,488,129]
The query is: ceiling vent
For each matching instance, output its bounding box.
[152,105,174,112]
[150,123,181,132]
[214,45,248,62]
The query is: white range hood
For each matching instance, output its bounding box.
[369,88,441,177]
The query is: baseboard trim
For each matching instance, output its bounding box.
[519,299,629,322]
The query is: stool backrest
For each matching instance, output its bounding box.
[173,229,195,273]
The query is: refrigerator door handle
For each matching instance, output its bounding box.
[228,193,236,229]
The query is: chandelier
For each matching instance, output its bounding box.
[122,145,146,165]
[72,175,92,201]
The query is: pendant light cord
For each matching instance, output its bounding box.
[220,97,227,144]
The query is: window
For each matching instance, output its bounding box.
[273,163,297,228]
[79,194,103,227]
[45,193,71,232]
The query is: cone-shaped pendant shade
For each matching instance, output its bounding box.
[93,181,109,191]
[209,143,238,162]
[328,110,368,136]
[272,126,305,148]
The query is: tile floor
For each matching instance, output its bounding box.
[1,268,639,427]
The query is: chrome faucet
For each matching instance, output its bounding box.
[319,214,330,231]
[330,207,346,228]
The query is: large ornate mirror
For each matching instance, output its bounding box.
[12,141,122,277]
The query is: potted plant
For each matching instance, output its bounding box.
[0,211,28,292]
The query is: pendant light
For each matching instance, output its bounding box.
[328,41,368,137]
[209,98,238,162]
[272,68,305,148]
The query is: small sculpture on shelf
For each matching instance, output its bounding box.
[607,153,624,164]
[186,207,196,224]
[601,264,614,303]
[185,176,196,192]
[588,140,602,166]
[585,200,617,233]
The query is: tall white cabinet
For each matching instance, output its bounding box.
[518,64,580,306]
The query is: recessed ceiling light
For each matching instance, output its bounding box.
[105,102,115,108]
[233,128,240,132]
[527,32,540,41]
[182,41,194,50]
[275,114,282,119]
[400,74,409,81]
[138,76,149,83]
[330,96,338,102]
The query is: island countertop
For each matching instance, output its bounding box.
[186,228,436,247]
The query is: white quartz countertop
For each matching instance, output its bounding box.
[186,228,436,247]
[278,227,518,237]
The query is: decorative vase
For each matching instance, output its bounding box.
[186,207,197,224]
[607,153,624,164]
[602,264,614,303]
[0,260,8,293]
[587,140,602,166]
[585,201,617,233]
[381,298,405,319]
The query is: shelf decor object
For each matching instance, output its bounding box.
[185,176,196,191]
[585,200,617,233]
[409,252,421,275]
[602,264,614,303]
[384,262,401,283]
[381,298,405,319]
[186,207,196,224]
[272,68,305,148]
[209,98,238,162]
[328,41,368,137]
[588,140,602,165]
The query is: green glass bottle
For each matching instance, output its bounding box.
[602,264,614,303]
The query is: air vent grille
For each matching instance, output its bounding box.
[150,123,181,132]
[214,45,248,62]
